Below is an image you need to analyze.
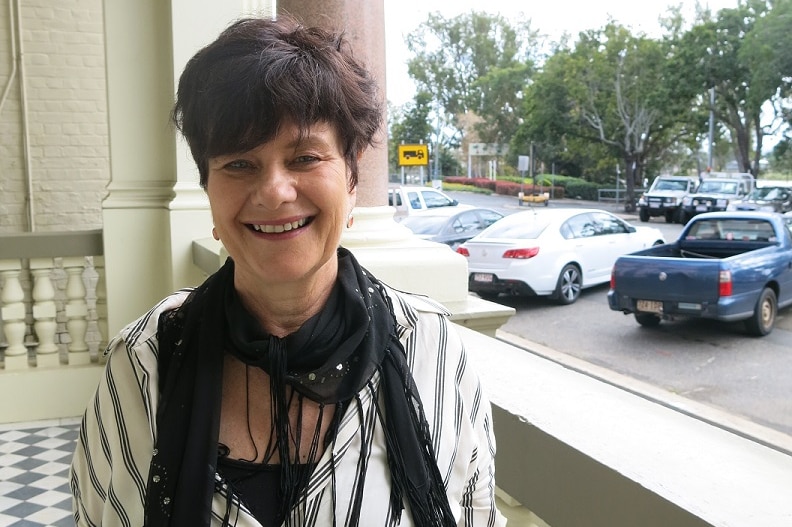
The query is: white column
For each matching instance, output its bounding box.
[102,0,274,336]
[0,259,29,370]
[93,255,108,361]
[30,258,59,367]
[63,257,91,365]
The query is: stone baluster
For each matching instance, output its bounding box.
[94,256,108,363]
[63,257,90,365]
[30,258,60,368]
[0,259,29,370]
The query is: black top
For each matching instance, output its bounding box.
[217,454,281,527]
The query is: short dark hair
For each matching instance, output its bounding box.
[172,16,383,189]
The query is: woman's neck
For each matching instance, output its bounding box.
[233,264,337,337]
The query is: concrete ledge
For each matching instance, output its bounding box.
[0,364,104,424]
[458,325,792,527]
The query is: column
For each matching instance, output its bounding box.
[0,259,29,370]
[30,258,59,367]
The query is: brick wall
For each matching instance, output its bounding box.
[0,0,109,233]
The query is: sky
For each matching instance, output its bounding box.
[383,0,742,106]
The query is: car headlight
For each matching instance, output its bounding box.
[726,203,738,211]
[665,197,679,205]
[717,199,727,207]
[638,197,646,206]
[682,197,691,206]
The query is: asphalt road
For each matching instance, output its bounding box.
[446,189,792,449]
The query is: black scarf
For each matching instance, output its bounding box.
[143,248,456,526]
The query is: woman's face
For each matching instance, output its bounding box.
[206,121,355,293]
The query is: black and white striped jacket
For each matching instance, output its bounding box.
[70,285,505,526]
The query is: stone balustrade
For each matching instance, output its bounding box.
[0,230,107,370]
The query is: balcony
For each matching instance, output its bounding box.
[1,226,791,526]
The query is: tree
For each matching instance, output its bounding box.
[405,11,538,168]
[521,23,700,210]
[677,0,777,175]
[388,91,433,173]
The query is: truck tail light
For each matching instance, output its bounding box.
[456,247,470,257]
[610,268,616,289]
[503,247,540,259]
[718,270,732,297]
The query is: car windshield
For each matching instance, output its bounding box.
[422,191,454,208]
[750,187,789,200]
[401,216,448,235]
[654,179,688,191]
[699,180,739,194]
[686,219,776,242]
[477,213,550,240]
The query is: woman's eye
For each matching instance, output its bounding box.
[294,155,319,164]
[225,159,254,170]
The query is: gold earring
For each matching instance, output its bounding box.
[212,227,219,240]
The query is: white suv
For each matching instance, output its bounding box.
[388,186,472,221]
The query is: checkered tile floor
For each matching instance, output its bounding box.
[0,419,79,527]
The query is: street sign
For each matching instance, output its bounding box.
[398,144,429,166]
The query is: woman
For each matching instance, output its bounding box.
[70,16,504,527]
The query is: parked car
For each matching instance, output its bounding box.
[608,211,792,336]
[679,172,755,223]
[637,175,698,224]
[457,208,665,305]
[388,185,472,221]
[726,185,792,214]
[400,207,504,249]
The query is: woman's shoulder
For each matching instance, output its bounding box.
[106,288,194,355]
[381,284,450,320]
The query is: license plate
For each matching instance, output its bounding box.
[649,203,660,208]
[473,273,494,283]
[696,205,708,212]
[637,300,663,314]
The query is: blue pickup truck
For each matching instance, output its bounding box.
[608,211,792,336]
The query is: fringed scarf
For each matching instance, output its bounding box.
[143,248,456,526]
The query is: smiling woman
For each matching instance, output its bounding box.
[70,14,504,527]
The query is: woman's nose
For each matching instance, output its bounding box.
[251,166,297,209]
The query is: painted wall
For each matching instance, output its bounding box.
[0,0,110,233]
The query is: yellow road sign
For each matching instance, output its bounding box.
[398,144,429,166]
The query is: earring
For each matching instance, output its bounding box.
[212,227,219,241]
[346,215,354,229]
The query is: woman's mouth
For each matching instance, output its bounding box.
[248,217,309,233]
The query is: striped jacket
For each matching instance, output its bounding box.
[70,285,505,526]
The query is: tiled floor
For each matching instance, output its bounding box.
[0,419,539,527]
[0,419,79,527]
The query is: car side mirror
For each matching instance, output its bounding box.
[451,199,459,206]
[626,225,636,233]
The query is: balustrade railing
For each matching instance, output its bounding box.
[0,230,106,371]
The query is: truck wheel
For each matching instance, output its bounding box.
[745,287,777,336]
[678,210,690,225]
[634,313,661,327]
[664,211,674,223]
[553,264,582,305]
[638,208,649,222]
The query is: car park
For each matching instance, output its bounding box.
[457,208,665,305]
[400,207,504,249]
[388,185,472,220]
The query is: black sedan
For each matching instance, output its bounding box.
[400,207,504,249]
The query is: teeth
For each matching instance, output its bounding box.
[252,218,306,233]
